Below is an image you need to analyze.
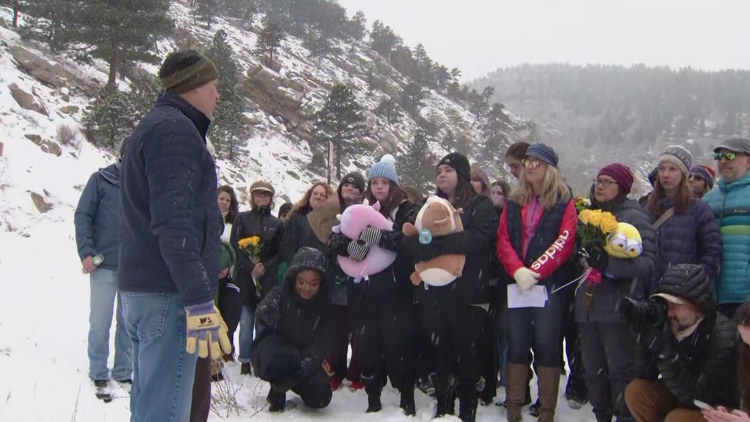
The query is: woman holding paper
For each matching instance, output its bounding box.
[575,163,657,422]
[496,143,577,422]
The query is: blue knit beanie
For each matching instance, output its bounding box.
[368,154,399,185]
[526,143,559,168]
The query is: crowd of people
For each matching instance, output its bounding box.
[73,49,750,422]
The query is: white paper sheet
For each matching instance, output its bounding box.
[507,284,548,308]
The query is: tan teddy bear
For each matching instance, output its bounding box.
[402,196,466,287]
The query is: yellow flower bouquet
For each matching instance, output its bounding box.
[238,235,264,264]
[577,209,618,286]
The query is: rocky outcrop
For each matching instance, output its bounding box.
[30,192,53,213]
[243,65,315,140]
[58,105,79,115]
[10,46,79,89]
[24,134,62,157]
[9,83,48,116]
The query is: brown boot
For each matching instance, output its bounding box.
[505,363,529,422]
[537,366,561,422]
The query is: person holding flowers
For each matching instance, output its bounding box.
[231,180,284,375]
[645,146,721,292]
[496,143,577,422]
[575,163,657,422]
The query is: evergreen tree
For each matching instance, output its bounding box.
[193,0,218,29]
[224,0,254,27]
[20,0,78,53]
[482,103,511,158]
[374,97,401,126]
[82,76,160,148]
[344,11,366,42]
[67,0,173,89]
[205,29,246,161]
[303,32,341,62]
[369,20,401,60]
[255,15,285,65]
[397,129,436,193]
[1,0,20,27]
[400,81,429,114]
[313,84,368,180]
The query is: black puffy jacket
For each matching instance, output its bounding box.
[251,247,333,384]
[631,264,739,409]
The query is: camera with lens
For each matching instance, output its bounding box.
[619,297,667,328]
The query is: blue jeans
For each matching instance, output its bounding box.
[506,286,567,367]
[122,292,198,422]
[238,304,255,363]
[88,268,132,381]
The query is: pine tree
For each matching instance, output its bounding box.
[313,84,368,180]
[205,29,246,161]
[482,103,511,158]
[369,20,401,60]
[303,32,341,62]
[193,0,218,29]
[397,129,436,193]
[20,0,78,53]
[67,0,173,89]
[224,0,254,27]
[255,15,285,66]
[82,77,159,148]
[374,97,401,126]
[344,11,366,42]
[400,81,429,114]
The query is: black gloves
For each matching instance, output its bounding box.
[586,247,609,272]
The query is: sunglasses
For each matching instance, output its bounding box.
[689,174,704,181]
[522,157,543,168]
[593,178,618,188]
[714,152,738,161]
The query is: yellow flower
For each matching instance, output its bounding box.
[600,213,618,234]
[579,209,592,225]
[588,209,603,226]
[249,236,260,246]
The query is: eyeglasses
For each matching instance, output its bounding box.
[522,157,543,168]
[714,151,737,161]
[689,174,704,181]
[593,178,618,188]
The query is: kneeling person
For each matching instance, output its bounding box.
[251,247,333,412]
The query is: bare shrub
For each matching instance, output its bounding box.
[56,124,79,147]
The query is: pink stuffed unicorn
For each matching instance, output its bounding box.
[332,199,397,283]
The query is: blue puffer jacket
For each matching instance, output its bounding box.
[119,92,220,307]
[703,172,750,304]
[646,197,722,290]
[74,163,120,270]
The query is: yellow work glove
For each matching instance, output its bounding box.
[185,301,232,359]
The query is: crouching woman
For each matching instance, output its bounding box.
[251,247,333,412]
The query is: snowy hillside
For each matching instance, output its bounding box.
[0,2,594,421]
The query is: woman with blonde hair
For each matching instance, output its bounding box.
[497,143,578,422]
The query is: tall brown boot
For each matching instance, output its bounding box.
[537,366,561,422]
[505,363,529,422]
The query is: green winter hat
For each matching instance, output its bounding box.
[159,50,219,94]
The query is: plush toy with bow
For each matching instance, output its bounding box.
[402,195,466,287]
[332,199,397,283]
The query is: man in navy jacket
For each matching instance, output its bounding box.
[119,50,230,422]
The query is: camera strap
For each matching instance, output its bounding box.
[654,208,674,229]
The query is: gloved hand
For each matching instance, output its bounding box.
[586,247,609,272]
[358,226,383,245]
[185,301,232,359]
[513,267,540,292]
[347,240,370,261]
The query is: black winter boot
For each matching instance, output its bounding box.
[458,386,479,422]
[399,385,416,416]
[266,387,286,412]
[362,374,382,413]
[434,375,457,418]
